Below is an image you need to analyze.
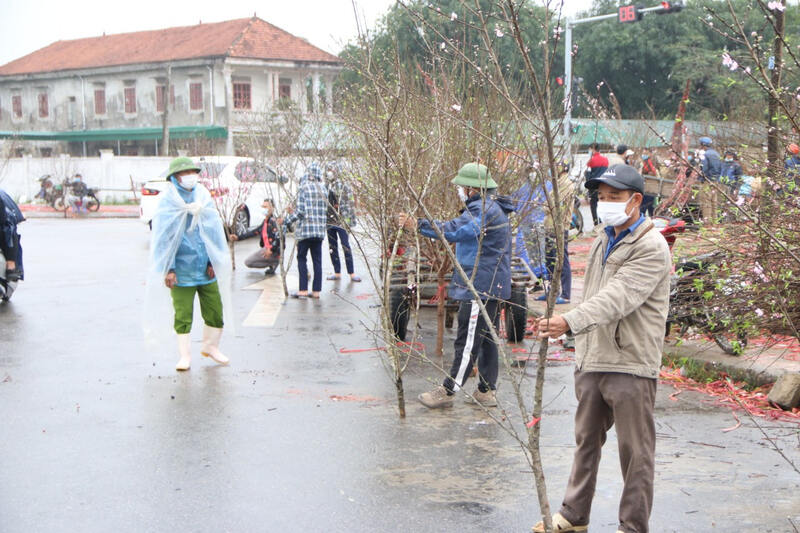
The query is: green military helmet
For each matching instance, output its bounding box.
[451,162,498,189]
[167,156,200,177]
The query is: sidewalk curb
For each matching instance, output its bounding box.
[662,341,789,386]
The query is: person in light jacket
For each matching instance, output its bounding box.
[534,164,671,533]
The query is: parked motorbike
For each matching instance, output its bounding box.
[36,174,65,208]
[49,176,101,212]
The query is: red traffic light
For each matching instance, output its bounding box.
[656,1,684,14]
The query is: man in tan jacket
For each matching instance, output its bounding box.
[533,164,671,533]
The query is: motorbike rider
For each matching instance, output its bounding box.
[0,188,24,283]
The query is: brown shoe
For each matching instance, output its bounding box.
[418,386,454,409]
[532,512,588,532]
[466,388,497,407]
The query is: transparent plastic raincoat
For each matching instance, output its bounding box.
[143,180,234,344]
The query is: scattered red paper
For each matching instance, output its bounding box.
[660,366,800,425]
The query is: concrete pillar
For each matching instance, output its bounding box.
[267,71,275,109]
[312,73,321,114]
[325,76,334,114]
[298,76,307,113]
[223,65,234,155]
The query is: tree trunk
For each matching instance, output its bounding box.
[395,372,406,418]
[767,7,784,177]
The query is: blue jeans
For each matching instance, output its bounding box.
[327,226,354,274]
[297,237,323,292]
[545,230,571,300]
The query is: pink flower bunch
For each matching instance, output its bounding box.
[722,52,738,71]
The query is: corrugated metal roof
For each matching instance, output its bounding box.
[0,126,227,141]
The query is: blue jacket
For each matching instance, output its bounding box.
[720,160,743,188]
[701,148,722,181]
[169,178,215,287]
[785,156,800,187]
[418,194,514,301]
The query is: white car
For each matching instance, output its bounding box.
[139,156,293,235]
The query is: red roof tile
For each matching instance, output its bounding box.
[0,17,341,76]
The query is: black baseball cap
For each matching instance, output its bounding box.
[585,164,644,194]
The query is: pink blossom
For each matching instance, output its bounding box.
[767,1,785,12]
[755,308,764,317]
[451,104,462,112]
[495,26,504,38]
[450,12,457,21]
[736,196,745,206]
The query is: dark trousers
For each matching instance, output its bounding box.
[640,195,656,217]
[560,371,657,533]
[327,226,354,274]
[545,230,571,300]
[297,237,323,292]
[443,299,500,393]
[589,190,599,225]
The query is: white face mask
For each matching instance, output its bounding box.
[597,195,634,227]
[457,186,469,202]
[179,173,199,190]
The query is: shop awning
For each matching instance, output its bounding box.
[0,125,228,142]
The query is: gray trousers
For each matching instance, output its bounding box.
[244,249,279,269]
[560,370,657,533]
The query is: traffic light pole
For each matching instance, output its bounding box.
[563,4,681,139]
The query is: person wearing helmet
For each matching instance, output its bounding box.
[785,143,800,189]
[721,149,743,195]
[146,156,232,371]
[697,136,722,222]
[398,163,515,409]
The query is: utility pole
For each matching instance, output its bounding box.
[563,2,684,140]
[161,65,171,157]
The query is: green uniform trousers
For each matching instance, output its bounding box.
[170,281,223,334]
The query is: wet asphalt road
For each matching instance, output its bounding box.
[0,219,798,533]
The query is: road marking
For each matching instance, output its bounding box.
[242,274,296,327]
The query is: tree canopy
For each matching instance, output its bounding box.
[338,0,800,121]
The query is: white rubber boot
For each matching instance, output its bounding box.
[175,333,191,371]
[201,325,229,365]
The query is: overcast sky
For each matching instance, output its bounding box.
[0,0,595,67]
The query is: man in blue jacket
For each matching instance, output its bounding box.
[698,136,722,222]
[401,163,514,408]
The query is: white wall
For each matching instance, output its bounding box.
[0,154,172,202]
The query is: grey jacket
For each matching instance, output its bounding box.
[562,219,671,379]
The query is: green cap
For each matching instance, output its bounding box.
[451,162,498,189]
[167,156,200,177]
